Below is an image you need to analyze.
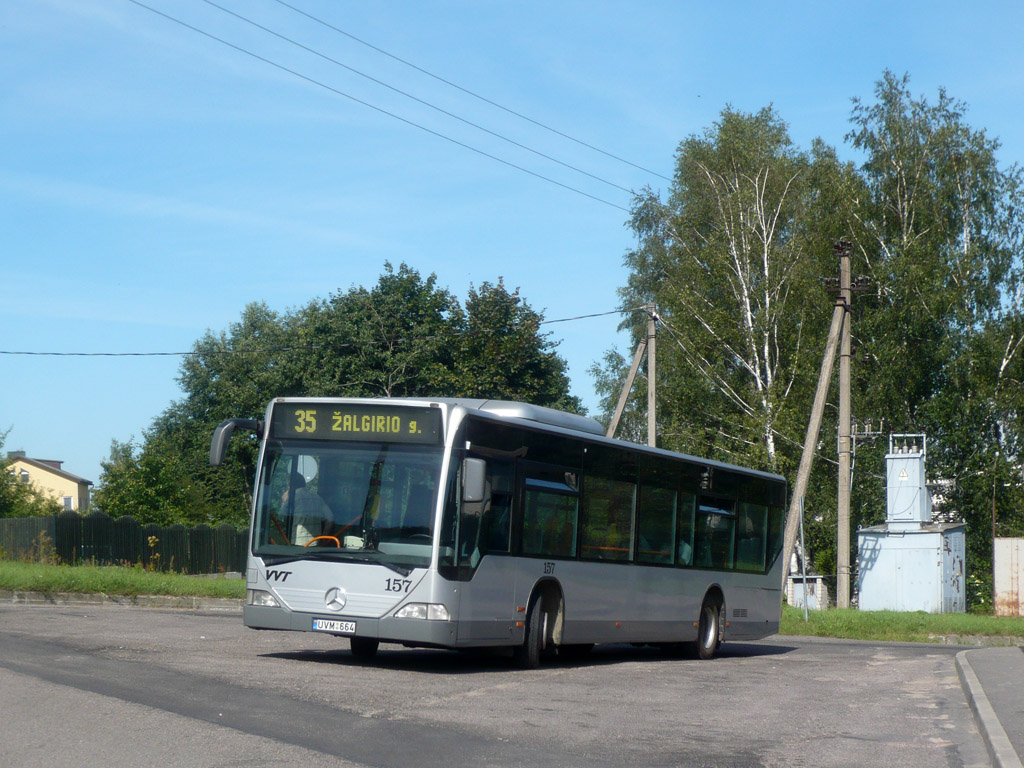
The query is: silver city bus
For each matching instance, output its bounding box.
[210,397,787,667]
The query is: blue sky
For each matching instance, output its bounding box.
[3,0,1024,485]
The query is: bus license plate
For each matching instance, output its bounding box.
[312,618,356,634]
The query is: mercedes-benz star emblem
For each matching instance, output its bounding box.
[325,587,347,611]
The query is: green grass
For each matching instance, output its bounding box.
[780,603,1024,643]
[3,562,1023,644]
[0,561,246,599]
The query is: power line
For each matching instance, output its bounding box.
[540,307,647,325]
[125,0,630,213]
[197,0,635,196]
[0,306,648,358]
[269,0,673,183]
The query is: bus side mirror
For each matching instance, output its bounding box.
[462,458,486,503]
[209,418,263,467]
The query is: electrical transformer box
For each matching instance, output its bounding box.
[858,524,965,612]
[857,434,966,613]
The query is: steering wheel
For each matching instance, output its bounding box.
[304,535,341,548]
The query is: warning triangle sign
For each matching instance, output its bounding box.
[898,468,909,481]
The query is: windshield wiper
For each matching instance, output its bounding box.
[259,550,413,576]
[342,553,413,576]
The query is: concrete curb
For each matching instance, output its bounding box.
[0,590,243,613]
[956,649,1024,768]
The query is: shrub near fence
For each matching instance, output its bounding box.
[0,512,249,574]
[0,515,55,561]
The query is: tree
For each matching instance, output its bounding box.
[601,80,1024,605]
[94,264,582,525]
[92,437,210,527]
[846,72,1024,600]
[296,263,461,398]
[457,279,581,411]
[848,71,1022,428]
[605,106,859,475]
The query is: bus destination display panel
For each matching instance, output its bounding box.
[271,403,442,444]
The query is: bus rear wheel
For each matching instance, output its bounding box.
[694,597,722,660]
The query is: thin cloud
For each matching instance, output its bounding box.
[0,170,379,248]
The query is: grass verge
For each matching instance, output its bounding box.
[780,603,1024,644]
[3,562,1023,645]
[0,561,245,600]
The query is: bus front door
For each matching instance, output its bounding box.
[456,459,518,642]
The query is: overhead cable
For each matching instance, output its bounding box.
[125,0,630,213]
[269,0,673,182]
[198,0,635,195]
[0,306,650,358]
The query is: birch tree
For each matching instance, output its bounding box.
[848,71,1023,430]
[847,73,1024,598]
[609,107,857,473]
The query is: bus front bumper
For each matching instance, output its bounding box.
[243,604,459,647]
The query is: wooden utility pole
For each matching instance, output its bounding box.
[780,296,845,587]
[606,304,658,447]
[781,242,867,598]
[646,307,657,448]
[836,242,853,608]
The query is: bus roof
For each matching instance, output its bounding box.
[269,397,785,485]
[442,399,785,485]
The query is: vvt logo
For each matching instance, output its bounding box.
[266,569,292,583]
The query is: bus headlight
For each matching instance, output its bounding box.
[394,603,450,621]
[247,589,280,608]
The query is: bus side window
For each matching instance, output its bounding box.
[636,484,675,565]
[522,486,577,557]
[521,466,578,558]
[580,445,636,561]
[735,502,767,571]
[676,493,695,566]
[695,498,735,569]
[766,505,785,566]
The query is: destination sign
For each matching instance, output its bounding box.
[270,403,442,444]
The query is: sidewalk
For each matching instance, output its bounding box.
[957,646,1024,768]
[0,589,243,612]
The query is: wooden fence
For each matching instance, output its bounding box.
[0,512,249,574]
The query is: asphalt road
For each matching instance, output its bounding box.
[0,603,992,768]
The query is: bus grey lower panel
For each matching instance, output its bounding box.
[243,605,459,647]
[723,620,780,641]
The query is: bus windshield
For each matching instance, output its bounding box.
[253,440,444,570]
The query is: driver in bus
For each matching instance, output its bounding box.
[316,457,365,547]
[286,474,333,546]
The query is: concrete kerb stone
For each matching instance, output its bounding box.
[956,649,1024,768]
[0,590,243,613]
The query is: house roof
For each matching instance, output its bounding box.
[9,456,93,486]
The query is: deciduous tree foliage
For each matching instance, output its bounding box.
[93,264,581,526]
[606,106,858,476]
[458,280,578,409]
[599,76,1023,604]
[845,72,1024,603]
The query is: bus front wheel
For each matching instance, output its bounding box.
[694,597,722,660]
[513,596,546,669]
[350,637,379,659]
